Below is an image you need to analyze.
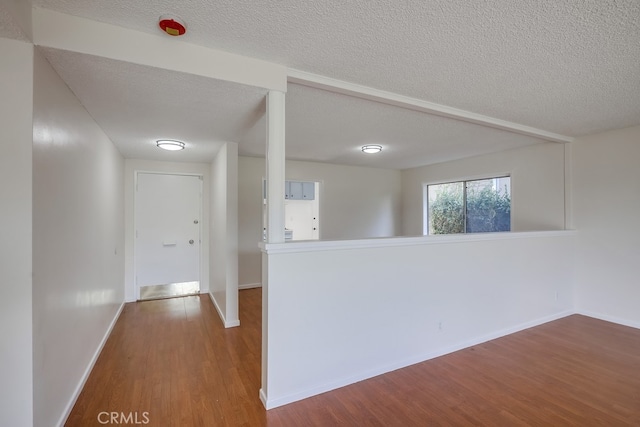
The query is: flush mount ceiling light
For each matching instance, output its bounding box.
[361,144,382,154]
[158,15,187,36]
[156,140,185,151]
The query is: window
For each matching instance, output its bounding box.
[425,176,511,235]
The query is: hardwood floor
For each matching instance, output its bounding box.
[66,290,640,426]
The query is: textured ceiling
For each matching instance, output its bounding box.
[31,1,640,169]
[41,46,547,169]
[242,83,547,170]
[41,48,268,163]
[33,0,640,138]
[0,3,29,41]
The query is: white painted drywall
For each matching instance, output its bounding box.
[0,37,33,427]
[32,8,287,92]
[238,156,265,287]
[210,143,240,327]
[261,231,575,408]
[238,156,403,286]
[401,143,566,236]
[124,159,211,301]
[32,49,125,426]
[289,160,403,239]
[572,125,640,328]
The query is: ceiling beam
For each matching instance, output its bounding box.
[288,69,574,144]
[32,8,287,92]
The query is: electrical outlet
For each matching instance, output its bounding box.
[438,321,443,331]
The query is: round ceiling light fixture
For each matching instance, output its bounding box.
[158,15,186,36]
[156,140,185,151]
[361,144,382,154]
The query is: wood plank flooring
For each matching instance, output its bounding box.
[66,289,640,426]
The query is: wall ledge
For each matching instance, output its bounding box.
[260,230,577,254]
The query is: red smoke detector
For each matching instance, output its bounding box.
[158,15,186,36]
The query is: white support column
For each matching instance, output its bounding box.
[265,91,286,243]
[261,90,286,408]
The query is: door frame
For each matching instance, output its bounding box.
[133,171,204,301]
[262,178,322,241]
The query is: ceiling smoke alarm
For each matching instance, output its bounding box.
[158,15,186,36]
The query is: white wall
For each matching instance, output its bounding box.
[261,231,575,408]
[210,143,240,327]
[238,156,403,286]
[124,159,211,301]
[288,160,403,239]
[238,156,265,287]
[402,143,567,236]
[32,49,125,426]
[572,125,640,327]
[0,37,33,427]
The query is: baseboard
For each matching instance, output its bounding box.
[259,388,268,408]
[239,282,262,290]
[226,319,241,327]
[57,301,125,427]
[576,309,640,330]
[262,310,574,410]
[208,292,240,328]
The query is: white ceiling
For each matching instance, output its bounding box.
[41,47,547,169]
[248,83,547,170]
[0,4,29,41]
[42,48,268,163]
[29,0,640,168]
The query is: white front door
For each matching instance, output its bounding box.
[135,173,202,293]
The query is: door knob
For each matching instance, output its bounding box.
[189,239,194,245]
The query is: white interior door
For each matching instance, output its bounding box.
[135,173,202,290]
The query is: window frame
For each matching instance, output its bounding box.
[423,174,512,235]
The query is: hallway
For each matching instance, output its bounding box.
[66,291,263,426]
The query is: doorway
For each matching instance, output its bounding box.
[135,172,203,300]
[263,180,320,241]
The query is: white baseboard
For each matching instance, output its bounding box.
[208,292,240,328]
[576,309,640,330]
[239,282,262,290]
[226,319,241,327]
[259,388,268,408]
[262,310,574,410]
[57,302,125,427]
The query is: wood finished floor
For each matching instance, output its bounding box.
[67,289,640,426]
